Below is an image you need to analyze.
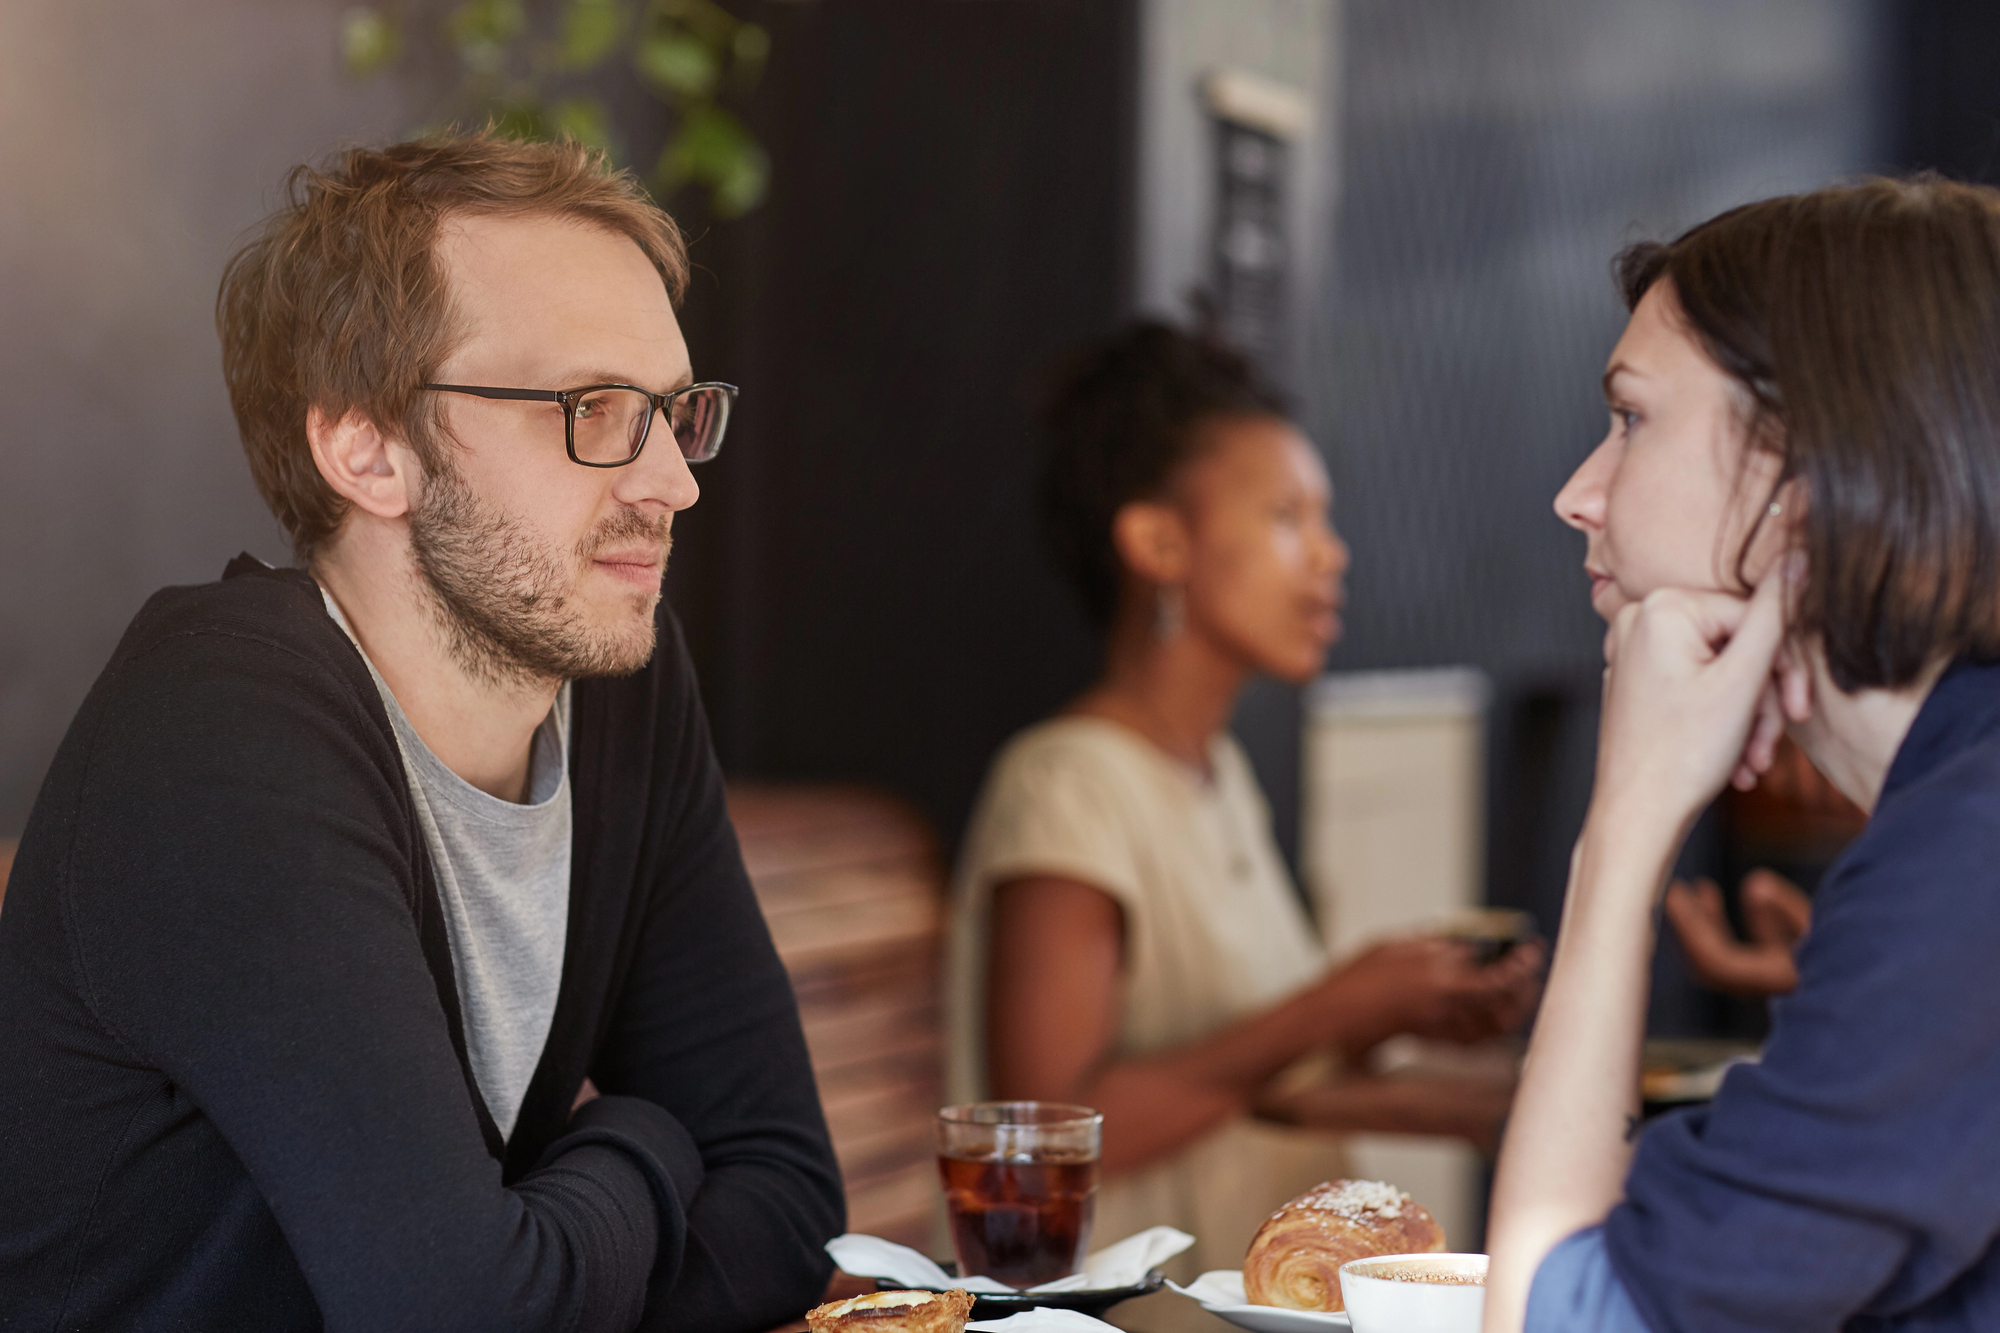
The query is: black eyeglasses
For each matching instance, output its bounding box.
[420,381,737,467]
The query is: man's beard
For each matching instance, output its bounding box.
[407,462,670,687]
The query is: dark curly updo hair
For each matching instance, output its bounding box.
[1036,320,1289,628]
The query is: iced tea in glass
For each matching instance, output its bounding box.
[936,1101,1101,1289]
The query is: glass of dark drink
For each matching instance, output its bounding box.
[936,1101,1101,1289]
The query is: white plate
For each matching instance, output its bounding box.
[1168,1270,1351,1332]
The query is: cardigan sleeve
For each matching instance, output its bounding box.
[1601,768,2000,1332]
[1526,1228,1652,1332]
[588,615,846,1333]
[61,628,684,1333]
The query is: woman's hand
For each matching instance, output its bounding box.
[1665,869,1811,996]
[1593,561,1794,843]
[1486,564,1799,1332]
[1317,937,1547,1054]
[1255,1069,1520,1156]
[987,878,1542,1176]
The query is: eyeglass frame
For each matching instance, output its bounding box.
[419,380,739,467]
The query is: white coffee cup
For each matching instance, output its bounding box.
[1337,1252,1487,1333]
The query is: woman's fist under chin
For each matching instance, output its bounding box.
[1592,563,1793,836]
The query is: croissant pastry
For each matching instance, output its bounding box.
[806,1289,975,1333]
[1242,1180,1445,1312]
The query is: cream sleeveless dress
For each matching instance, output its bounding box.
[947,716,1351,1284]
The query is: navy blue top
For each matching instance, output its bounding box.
[1533,657,2000,1332]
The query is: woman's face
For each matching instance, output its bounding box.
[1556,281,1787,620]
[1175,415,1349,684]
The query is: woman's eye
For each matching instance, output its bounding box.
[1611,407,1639,434]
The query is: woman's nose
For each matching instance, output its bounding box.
[1555,439,1614,533]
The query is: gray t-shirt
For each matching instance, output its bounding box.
[321,591,570,1140]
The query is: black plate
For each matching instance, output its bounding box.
[875,1266,1166,1320]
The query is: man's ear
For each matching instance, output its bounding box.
[1111,499,1193,586]
[306,406,416,519]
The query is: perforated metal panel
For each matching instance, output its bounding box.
[1295,2,1885,1015]
[1305,0,1882,683]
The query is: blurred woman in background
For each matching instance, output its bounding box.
[1487,176,2000,1332]
[946,323,1544,1278]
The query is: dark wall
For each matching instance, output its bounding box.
[667,1,1136,850]
[1894,0,2000,180]
[0,0,432,839]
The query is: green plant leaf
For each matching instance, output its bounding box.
[657,104,767,216]
[732,22,768,73]
[339,0,770,219]
[549,96,615,151]
[636,29,719,97]
[449,0,526,74]
[559,0,625,70]
[489,99,549,142]
[648,0,733,42]
[711,140,768,216]
[341,7,402,79]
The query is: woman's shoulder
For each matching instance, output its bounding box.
[986,715,1173,788]
[1821,737,2000,934]
[959,717,1177,890]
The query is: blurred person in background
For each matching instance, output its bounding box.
[946,322,1545,1278]
[0,134,841,1331]
[1487,176,2000,1332]
[1661,734,1869,1001]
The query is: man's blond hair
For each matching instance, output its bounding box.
[218,132,689,559]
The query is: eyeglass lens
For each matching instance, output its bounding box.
[570,386,731,465]
[669,386,730,463]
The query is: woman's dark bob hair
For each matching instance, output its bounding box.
[1619,174,2000,692]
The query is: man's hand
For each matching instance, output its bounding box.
[1664,869,1811,997]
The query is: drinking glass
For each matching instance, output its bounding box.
[936,1101,1102,1289]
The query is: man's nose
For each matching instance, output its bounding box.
[616,413,701,513]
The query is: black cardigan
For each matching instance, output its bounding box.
[0,559,844,1332]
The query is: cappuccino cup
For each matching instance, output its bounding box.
[1337,1252,1486,1333]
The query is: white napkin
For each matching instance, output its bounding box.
[968,1310,1124,1333]
[825,1235,1012,1293]
[826,1227,1195,1294]
[1168,1269,1250,1307]
[1076,1226,1195,1289]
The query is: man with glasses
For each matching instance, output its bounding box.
[0,134,842,1331]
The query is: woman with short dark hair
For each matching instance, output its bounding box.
[1486,176,2000,1332]
[945,322,1545,1279]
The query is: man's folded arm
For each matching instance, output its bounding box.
[591,628,847,1333]
[65,633,677,1333]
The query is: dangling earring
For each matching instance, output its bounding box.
[1154,584,1185,642]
